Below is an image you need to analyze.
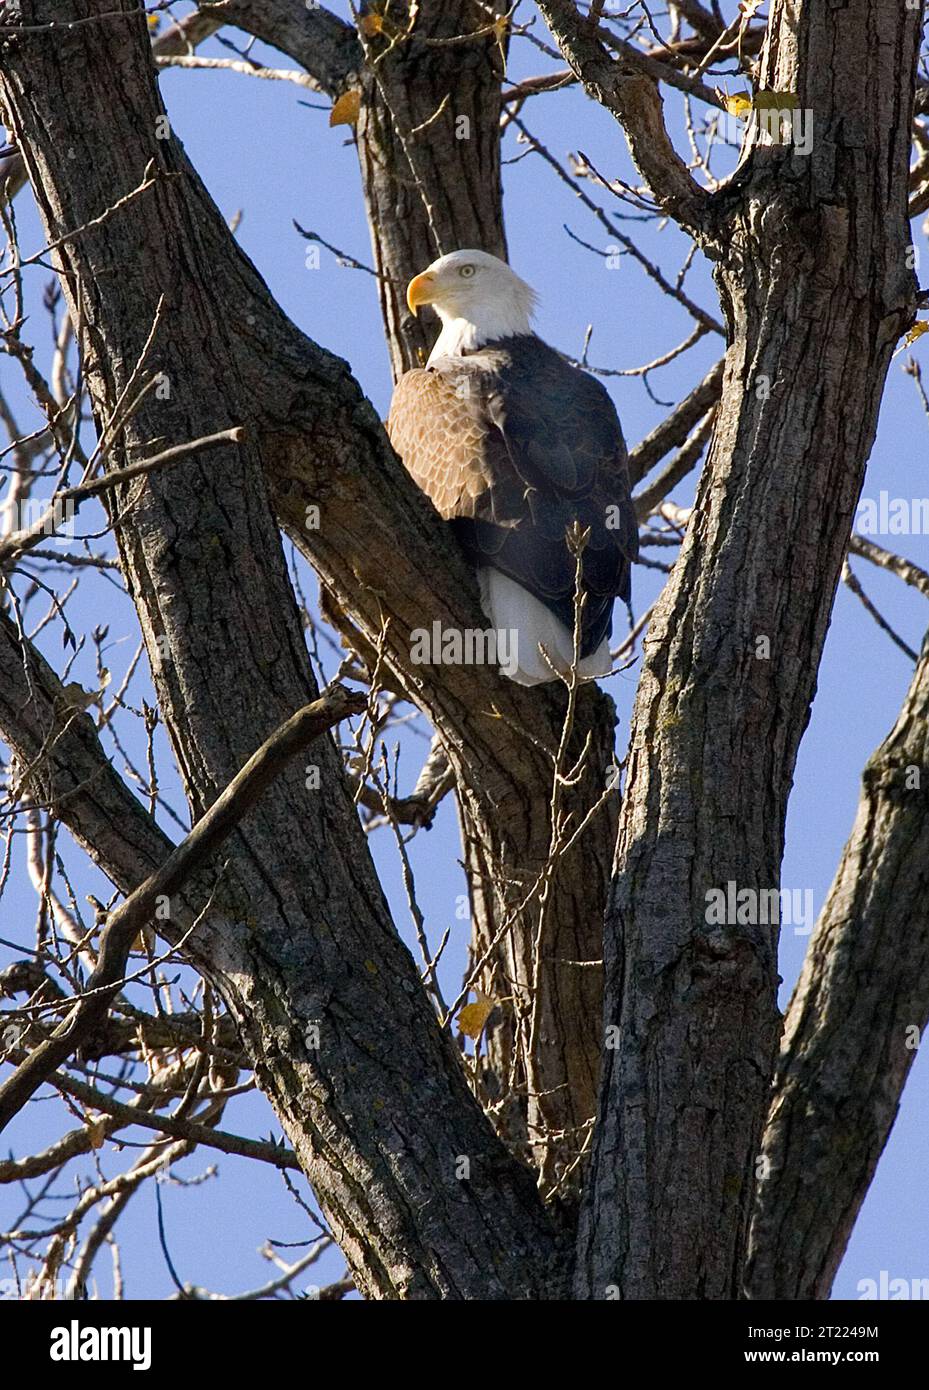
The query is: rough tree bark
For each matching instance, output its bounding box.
[747,631,929,1299]
[182,0,615,1180]
[538,0,922,1297]
[1,0,565,1299]
[193,0,505,367]
[2,0,927,1300]
[8,0,616,1193]
[353,1,509,380]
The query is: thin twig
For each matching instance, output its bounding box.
[0,685,366,1132]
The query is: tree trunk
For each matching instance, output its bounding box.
[5,0,922,1300]
[189,0,615,1183]
[747,632,929,1299]
[1,0,564,1299]
[565,0,921,1298]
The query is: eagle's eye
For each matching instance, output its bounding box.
[458,264,476,279]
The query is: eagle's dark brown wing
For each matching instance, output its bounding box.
[387,334,638,656]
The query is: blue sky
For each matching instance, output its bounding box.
[1,4,927,1300]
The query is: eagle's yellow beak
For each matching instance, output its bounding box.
[407,271,437,316]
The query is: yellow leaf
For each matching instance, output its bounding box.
[87,1117,107,1150]
[457,993,495,1041]
[492,15,509,78]
[131,924,154,955]
[330,91,361,128]
[359,13,384,36]
[892,320,929,360]
[721,91,753,120]
[147,15,161,32]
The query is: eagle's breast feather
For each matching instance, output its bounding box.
[387,334,638,681]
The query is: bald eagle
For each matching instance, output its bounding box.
[387,249,638,686]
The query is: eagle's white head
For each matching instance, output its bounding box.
[406,249,537,362]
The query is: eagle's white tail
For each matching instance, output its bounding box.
[478,569,612,686]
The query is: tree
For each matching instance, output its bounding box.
[0,0,926,1301]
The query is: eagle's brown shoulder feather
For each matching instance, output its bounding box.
[387,335,638,654]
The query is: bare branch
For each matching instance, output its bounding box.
[0,426,246,564]
[46,1069,302,1172]
[748,633,929,1297]
[633,407,715,520]
[537,0,709,232]
[155,54,325,94]
[841,559,919,662]
[197,0,360,99]
[848,534,929,600]
[0,685,366,1132]
[628,357,723,485]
